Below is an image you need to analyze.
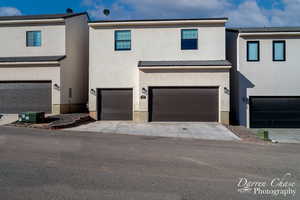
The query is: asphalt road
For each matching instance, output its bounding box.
[0,126,299,200]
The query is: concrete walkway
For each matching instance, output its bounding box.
[66,121,240,141]
[268,129,300,144]
[252,128,300,144]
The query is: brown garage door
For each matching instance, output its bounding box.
[0,81,52,114]
[97,89,133,120]
[149,87,219,122]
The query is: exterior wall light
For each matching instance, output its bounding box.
[142,87,148,95]
[54,84,60,90]
[90,89,96,95]
[224,87,230,95]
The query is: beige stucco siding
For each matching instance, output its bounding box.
[60,15,89,106]
[138,69,230,121]
[89,24,227,113]
[226,30,300,127]
[0,66,60,112]
[0,14,89,114]
[0,24,65,57]
[239,36,300,92]
[238,36,300,127]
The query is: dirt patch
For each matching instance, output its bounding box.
[7,113,94,130]
[225,125,269,144]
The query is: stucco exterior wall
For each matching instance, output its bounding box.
[0,66,61,113]
[226,31,239,124]
[89,23,227,118]
[138,68,230,123]
[60,15,89,112]
[239,35,300,127]
[228,33,300,127]
[0,24,65,57]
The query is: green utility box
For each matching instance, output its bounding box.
[18,112,45,123]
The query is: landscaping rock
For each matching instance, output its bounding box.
[6,113,94,130]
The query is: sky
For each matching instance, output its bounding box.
[0,0,299,27]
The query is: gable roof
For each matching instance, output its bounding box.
[0,12,88,21]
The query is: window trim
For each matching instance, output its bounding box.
[26,30,42,47]
[181,29,198,50]
[247,41,260,62]
[114,30,131,51]
[273,40,286,62]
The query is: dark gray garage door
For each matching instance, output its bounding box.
[149,87,219,122]
[97,89,133,120]
[250,97,300,128]
[0,81,52,114]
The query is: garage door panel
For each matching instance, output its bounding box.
[0,82,52,114]
[150,87,219,122]
[98,89,133,120]
[250,97,300,128]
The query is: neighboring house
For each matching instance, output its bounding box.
[227,27,300,128]
[89,18,231,124]
[0,12,89,114]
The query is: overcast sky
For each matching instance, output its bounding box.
[1,0,300,27]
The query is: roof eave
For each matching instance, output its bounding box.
[0,61,61,66]
[0,18,65,25]
[0,12,89,25]
[239,32,300,36]
[139,66,231,70]
[89,19,228,27]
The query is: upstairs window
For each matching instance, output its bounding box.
[26,31,41,47]
[247,41,259,61]
[273,41,286,61]
[181,29,198,50]
[115,30,131,51]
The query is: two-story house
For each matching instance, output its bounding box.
[227,27,300,128]
[89,18,231,124]
[0,12,89,114]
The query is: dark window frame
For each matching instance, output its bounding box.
[115,30,131,51]
[273,40,286,62]
[181,29,198,50]
[26,30,42,47]
[247,41,260,62]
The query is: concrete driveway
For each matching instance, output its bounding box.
[251,129,300,144]
[0,114,18,126]
[268,129,300,144]
[67,121,240,141]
